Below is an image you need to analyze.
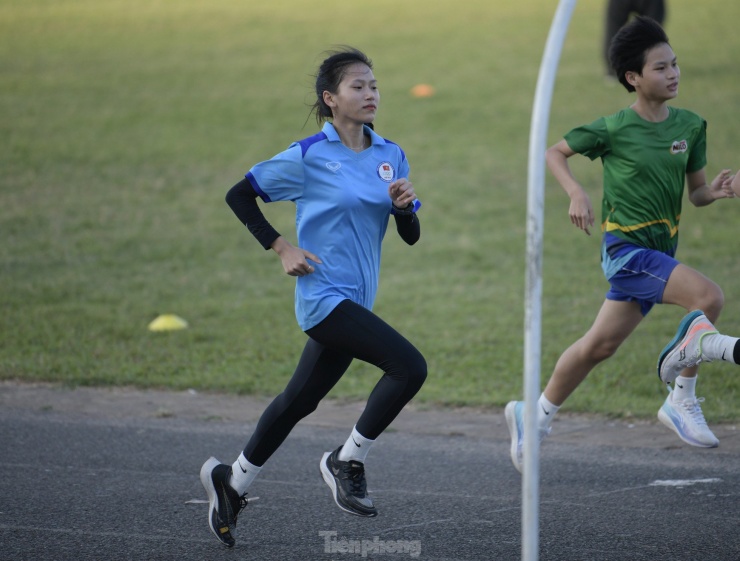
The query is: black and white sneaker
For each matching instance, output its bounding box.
[320,446,378,517]
[200,457,249,547]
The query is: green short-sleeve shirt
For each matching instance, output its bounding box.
[564,106,707,254]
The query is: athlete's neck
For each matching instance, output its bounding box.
[333,120,369,152]
[630,100,670,123]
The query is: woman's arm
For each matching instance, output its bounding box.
[225,178,321,276]
[388,178,420,245]
[225,178,281,249]
[393,213,420,245]
[686,168,733,207]
[545,139,594,235]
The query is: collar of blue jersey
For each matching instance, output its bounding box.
[322,122,384,147]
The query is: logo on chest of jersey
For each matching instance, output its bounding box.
[377,162,395,182]
[670,140,688,154]
[326,161,342,172]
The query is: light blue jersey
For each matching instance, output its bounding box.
[246,122,419,330]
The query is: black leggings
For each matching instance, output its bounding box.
[243,300,427,466]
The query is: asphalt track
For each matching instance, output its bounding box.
[1,382,738,561]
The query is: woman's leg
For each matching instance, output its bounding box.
[306,300,426,517]
[543,299,644,406]
[307,300,427,440]
[201,341,349,547]
[505,299,643,472]
[243,338,353,466]
[661,263,724,322]
[660,263,725,379]
[243,299,426,465]
[655,264,730,447]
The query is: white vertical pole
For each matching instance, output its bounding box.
[523,1,577,560]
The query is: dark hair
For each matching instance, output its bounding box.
[310,47,373,125]
[608,16,670,92]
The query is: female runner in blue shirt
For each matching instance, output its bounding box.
[200,47,427,548]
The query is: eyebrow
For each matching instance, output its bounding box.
[651,57,676,67]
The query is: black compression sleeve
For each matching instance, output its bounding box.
[394,213,420,245]
[225,178,281,250]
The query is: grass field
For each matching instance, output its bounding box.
[2,0,739,420]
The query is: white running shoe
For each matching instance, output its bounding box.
[504,401,550,474]
[657,389,719,448]
[657,311,718,384]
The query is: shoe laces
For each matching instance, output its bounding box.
[227,497,249,530]
[236,495,249,514]
[342,462,368,496]
[222,483,249,528]
[676,396,709,427]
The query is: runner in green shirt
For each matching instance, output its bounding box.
[565,105,706,255]
[505,16,739,473]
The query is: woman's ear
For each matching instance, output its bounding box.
[625,70,640,88]
[322,90,335,109]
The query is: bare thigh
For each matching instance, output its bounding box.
[581,299,645,355]
[661,264,724,322]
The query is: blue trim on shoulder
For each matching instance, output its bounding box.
[296,131,328,157]
[245,171,271,203]
[382,137,406,162]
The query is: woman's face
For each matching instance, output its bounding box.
[632,42,680,101]
[325,63,379,124]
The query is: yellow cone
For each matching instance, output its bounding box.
[148,314,189,331]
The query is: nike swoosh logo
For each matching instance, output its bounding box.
[541,404,550,416]
[722,349,727,361]
[352,437,361,447]
[676,383,683,389]
[238,460,248,474]
[332,466,340,476]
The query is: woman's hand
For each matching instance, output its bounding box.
[389,178,415,208]
[687,168,733,206]
[271,237,322,277]
[568,189,595,236]
[712,169,735,199]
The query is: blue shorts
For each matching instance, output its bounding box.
[601,239,679,317]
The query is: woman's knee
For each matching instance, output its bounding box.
[665,265,725,320]
[409,351,428,388]
[581,336,621,363]
[401,348,427,392]
[698,282,725,322]
[274,389,321,423]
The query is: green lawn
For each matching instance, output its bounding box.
[1,0,739,420]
